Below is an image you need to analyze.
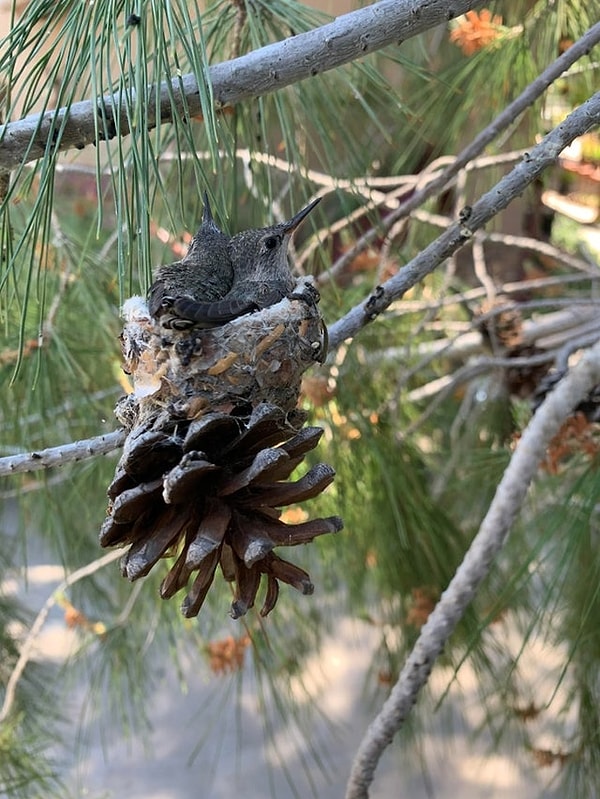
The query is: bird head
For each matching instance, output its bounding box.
[229,197,321,278]
[185,192,230,263]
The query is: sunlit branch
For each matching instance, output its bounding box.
[411,208,599,275]
[345,337,600,799]
[0,0,485,174]
[392,272,600,315]
[325,21,600,283]
[401,349,559,433]
[328,90,600,349]
[0,430,125,476]
[125,146,529,196]
[0,549,123,726]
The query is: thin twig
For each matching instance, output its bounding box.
[328,90,600,350]
[0,430,126,477]
[388,306,600,411]
[0,0,486,175]
[398,347,563,436]
[326,21,600,283]
[0,388,119,434]
[412,208,599,275]
[345,337,600,799]
[0,549,124,725]
[390,272,600,316]
[157,146,529,194]
[0,472,71,500]
[405,348,558,405]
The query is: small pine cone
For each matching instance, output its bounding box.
[102,279,342,618]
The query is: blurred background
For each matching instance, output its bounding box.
[1,1,600,796]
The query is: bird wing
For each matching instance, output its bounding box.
[172,296,258,327]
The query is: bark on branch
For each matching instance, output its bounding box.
[345,337,600,799]
[0,430,126,476]
[0,0,484,175]
[322,20,600,283]
[328,90,600,349]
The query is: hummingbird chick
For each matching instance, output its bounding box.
[148,193,232,329]
[168,197,321,327]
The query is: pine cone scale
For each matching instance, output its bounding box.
[111,479,163,524]
[263,553,314,596]
[185,500,231,568]
[280,426,324,458]
[229,511,275,567]
[181,550,221,617]
[230,555,262,619]
[260,575,280,617]
[239,463,336,508]
[217,448,290,497]
[122,505,192,581]
[121,429,183,481]
[163,454,221,505]
[183,413,241,453]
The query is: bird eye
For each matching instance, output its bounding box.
[263,235,279,251]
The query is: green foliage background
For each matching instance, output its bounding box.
[1,0,600,796]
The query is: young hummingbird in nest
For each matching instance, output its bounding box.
[168,197,321,327]
[148,193,233,329]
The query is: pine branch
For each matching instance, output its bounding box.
[410,209,599,275]
[328,89,600,349]
[0,0,485,175]
[0,430,126,476]
[345,337,600,799]
[308,149,530,273]
[2,90,599,476]
[395,272,600,316]
[324,20,600,282]
[0,549,123,726]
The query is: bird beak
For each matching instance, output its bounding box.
[281,197,321,234]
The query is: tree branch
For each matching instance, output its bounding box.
[328,90,600,349]
[411,208,599,275]
[345,336,600,799]
[3,91,599,476]
[0,430,126,477]
[0,549,123,726]
[0,0,485,175]
[324,20,600,282]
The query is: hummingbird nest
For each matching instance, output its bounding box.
[101,278,342,618]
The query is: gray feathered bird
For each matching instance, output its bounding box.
[168,197,321,327]
[148,194,232,329]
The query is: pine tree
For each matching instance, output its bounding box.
[1,1,600,797]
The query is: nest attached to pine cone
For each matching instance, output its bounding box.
[101,278,342,618]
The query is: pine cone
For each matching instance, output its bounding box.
[102,279,342,618]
